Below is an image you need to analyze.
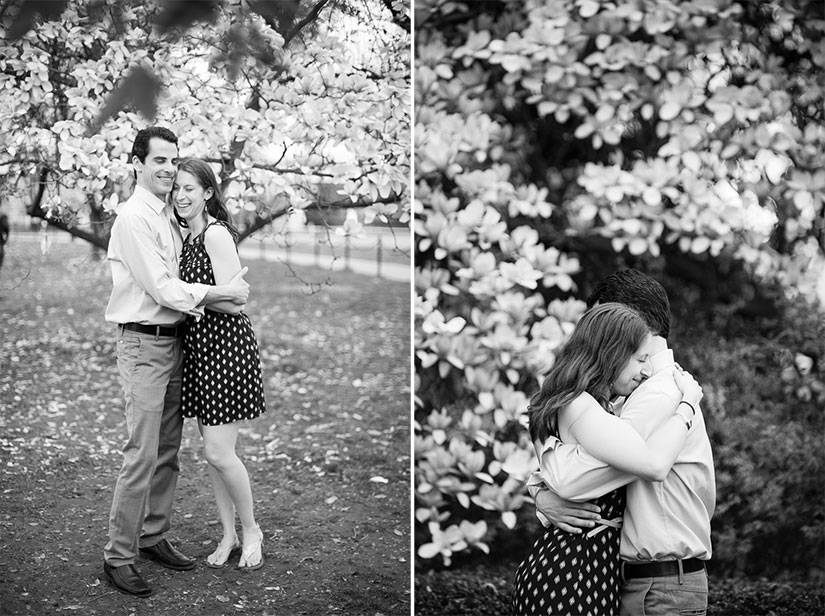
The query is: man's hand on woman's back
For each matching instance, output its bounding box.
[535,488,602,534]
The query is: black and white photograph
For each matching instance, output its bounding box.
[0,1,411,614]
[412,1,824,615]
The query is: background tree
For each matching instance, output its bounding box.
[0,0,411,249]
[414,0,824,579]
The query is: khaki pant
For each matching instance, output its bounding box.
[103,329,184,566]
[620,568,708,616]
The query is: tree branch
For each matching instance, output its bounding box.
[237,205,290,243]
[236,194,399,243]
[283,0,330,46]
[26,165,109,249]
[380,0,410,32]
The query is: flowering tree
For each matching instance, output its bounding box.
[414,0,824,567]
[0,0,410,248]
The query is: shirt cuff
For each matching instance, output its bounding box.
[527,473,552,528]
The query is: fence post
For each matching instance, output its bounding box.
[376,234,383,278]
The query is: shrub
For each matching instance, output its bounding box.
[670,289,825,579]
[414,0,825,579]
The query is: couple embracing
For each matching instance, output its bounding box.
[102,127,267,597]
[512,270,716,616]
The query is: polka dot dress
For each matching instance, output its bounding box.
[512,476,625,615]
[179,221,266,426]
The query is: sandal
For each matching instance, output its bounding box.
[206,536,241,569]
[238,525,265,571]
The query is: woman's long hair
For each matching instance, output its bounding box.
[174,157,238,239]
[528,302,651,444]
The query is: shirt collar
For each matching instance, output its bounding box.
[650,347,675,373]
[133,185,169,215]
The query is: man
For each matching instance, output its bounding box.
[0,210,9,280]
[103,127,250,597]
[529,269,716,615]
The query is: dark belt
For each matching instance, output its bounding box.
[119,322,183,338]
[623,558,705,579]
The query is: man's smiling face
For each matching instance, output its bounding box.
[134,137,178,199]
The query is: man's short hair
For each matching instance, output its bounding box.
[131,127,178,163]
[585,268,671,338]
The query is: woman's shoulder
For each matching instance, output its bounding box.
[203,220,236,243]
[569,390,600,409]
[561,391,601,421]
[203,219,232,234]
[559,391,608,440]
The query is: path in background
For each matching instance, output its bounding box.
[8,225,412,282]
[239,225,411,282]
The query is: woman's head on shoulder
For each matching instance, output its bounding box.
[173,157,237,237]
[529,302,653,443]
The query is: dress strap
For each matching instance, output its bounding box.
[585,516,623,538]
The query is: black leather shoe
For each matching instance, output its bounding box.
[139,538,196,571]
[103,562,152,597]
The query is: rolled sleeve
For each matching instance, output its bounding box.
[542,443,634,501]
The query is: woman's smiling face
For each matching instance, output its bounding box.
[172,169,212,222]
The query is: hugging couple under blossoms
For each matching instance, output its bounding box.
[102,127,267,597]
[511,269,716,616]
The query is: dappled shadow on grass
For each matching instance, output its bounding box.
[0,237,411,616]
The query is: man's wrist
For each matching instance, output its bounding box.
[204,285,235,304]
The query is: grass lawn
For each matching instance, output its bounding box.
[414,547,825,616]
[0,235,411,616]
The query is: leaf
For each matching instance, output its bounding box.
[628,237,648,255]
[764,154,788,184]
[417,543,441,559]
[249,0,299,35]
[154,0,220,34]
[88,66,161,135]
[498,54,530,73]
[5,0,69,40]
[659,101,682,121]
[642,187,661,207]
[501,511,517,529]
[578,0,600,18]
[691,236,711,254]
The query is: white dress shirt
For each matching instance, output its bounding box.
[105,185,207,325]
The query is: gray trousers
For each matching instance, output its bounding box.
[620,568,708,616]
[103,329,184,566]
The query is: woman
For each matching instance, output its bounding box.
[511,303,702,615]
[172,157,267,570]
